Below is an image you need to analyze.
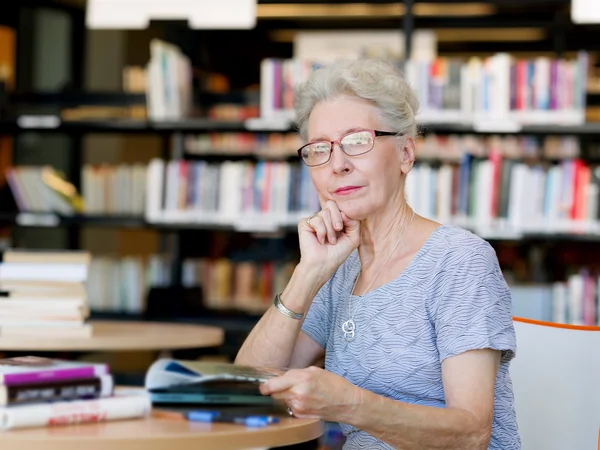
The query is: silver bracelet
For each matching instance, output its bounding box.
[273,293,304,320]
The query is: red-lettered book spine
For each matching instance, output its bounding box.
[0,392,151,430]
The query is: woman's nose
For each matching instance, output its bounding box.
[329,142,352,174]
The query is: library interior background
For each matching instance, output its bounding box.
[0,1,599,449]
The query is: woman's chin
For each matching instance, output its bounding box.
[339,206,372,222]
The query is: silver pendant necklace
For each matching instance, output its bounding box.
[342,273,360,342]
[341,209,415,343]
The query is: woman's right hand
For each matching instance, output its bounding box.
[298,200,360,282]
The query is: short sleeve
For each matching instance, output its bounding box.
[432,241,516,363]
[301,278,334,349]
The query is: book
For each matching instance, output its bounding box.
[0,324,93,338]
[0,262,87,283]
[148,391,275,406]
[0,280,86,298]
[0,374,113,407]
[145,359,284,405]
[0,390,151,430]
[0,356,109,386]
[145,359,284,390]
[0,249,90,266]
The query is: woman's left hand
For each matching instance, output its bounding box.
[259,366,361,421]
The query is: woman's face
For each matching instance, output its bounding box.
[305,95,413,220]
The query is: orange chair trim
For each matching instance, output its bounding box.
[513,316,600,331]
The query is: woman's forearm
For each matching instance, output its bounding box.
[234,264,324,369]
[341,388,491,450]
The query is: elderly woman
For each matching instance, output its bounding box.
[235,58,520,450]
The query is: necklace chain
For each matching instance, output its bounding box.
[342,208,415,343]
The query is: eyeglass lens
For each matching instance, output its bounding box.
[300,130,374,166]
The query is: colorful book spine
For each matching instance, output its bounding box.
[0,364,109,386]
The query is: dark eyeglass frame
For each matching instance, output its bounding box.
[297,128,399,167]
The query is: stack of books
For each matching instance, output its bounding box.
[0,249,92,338]
[0,356,151,430]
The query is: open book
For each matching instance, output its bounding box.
[144,359,286,405]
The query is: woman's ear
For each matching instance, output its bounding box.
[398,136,416,174]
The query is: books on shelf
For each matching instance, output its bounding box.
[7,138,600,238]
[145,39,192,121]
[0,249,92,338]
[10,150,596,238]
[406,134,600,236]
[0,356,150,430]
[81,163,147,215]
[6,163,146,217]
[182,258,296,312]
[511,269,599,326]
[6,166,84,215]
[86,254,172,314]
[145,158,319,230]
[259,58,313,121]
[259,52,589,129]
[86,254,293,314]
[185,132,302,158]
[408,52,588,126]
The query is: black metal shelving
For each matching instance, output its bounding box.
[2,116,600,136]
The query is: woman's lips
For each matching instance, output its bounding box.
[334,186,362,195]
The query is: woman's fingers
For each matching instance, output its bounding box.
[320,209,337,244]
[304,201,346,245]
[305,213,336,245]
[323,201,344,231]
[307,214,327,245]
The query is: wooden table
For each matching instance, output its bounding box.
[0,412,323,450]
[0,320,224,352]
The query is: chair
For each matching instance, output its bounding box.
[510,317,600,450]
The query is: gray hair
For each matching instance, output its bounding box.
[293,58,420,141]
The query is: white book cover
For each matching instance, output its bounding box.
[17,168,43,212]
[530,167,546,227]
[508,163,527,228]
[436,164,453,223]
[145,158,165,222]
[476,160,493,226]
[0,263,87,283]
[418,164,433,220]
[218,162,243,220]
[546,165,562,224]
[260,59,275,118]
[0,390,150,430]
[491,53,511,118]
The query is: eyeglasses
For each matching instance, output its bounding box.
[297,129,398,167]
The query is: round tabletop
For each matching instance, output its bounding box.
[0,320,224,351]
[0,412,323,450]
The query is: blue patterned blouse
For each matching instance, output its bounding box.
[302,224,521,449]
